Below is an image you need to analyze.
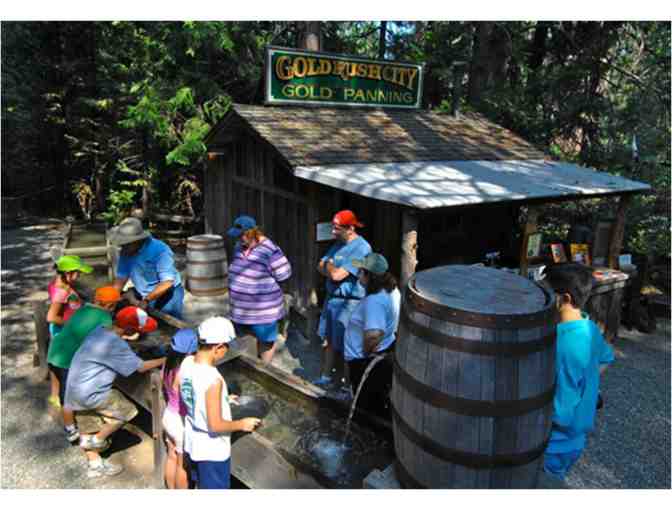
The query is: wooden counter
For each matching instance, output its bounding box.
[586,268,631,343]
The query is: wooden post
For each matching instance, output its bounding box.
[608,195,632,269]
[307,183,319,308]
[400,209,419,290]
[150,370,166,489]
[519,206,539,277]
[33,300,50,380]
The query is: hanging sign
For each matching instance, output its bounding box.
[265,46,424,109]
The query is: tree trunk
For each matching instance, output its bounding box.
[468,22,495,105]
[378,21,387,59]
[300,21,321,51]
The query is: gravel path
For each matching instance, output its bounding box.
[565,319,671,488]
[2,219,670,489]
[1,219,154,489]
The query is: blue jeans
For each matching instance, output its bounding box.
[543,449,582,480]
[136,285,184,319]
[318,298,359,353]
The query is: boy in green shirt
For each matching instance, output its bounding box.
[47,286,122,443]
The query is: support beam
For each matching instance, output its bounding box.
[608,195,632,269]
[400,209,419,290]
[519,206,540,277]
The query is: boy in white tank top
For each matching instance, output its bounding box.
[179,317,261,489]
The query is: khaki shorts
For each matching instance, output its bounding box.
[75,389,138,434]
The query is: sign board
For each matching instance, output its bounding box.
[265,46,424,109]
[315,222,333,242]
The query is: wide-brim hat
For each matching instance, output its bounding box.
[352,252,389,275]
[109,217,151,246]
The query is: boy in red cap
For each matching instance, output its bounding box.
[65,306,165,478]
[315,210,371,388]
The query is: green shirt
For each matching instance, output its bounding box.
[47,304,113,369]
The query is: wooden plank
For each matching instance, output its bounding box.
[477,324,495,489]
[519,206,539,277]
[237,352,326,399]
[62,245,109,256]
[230,432,324,489]
[115,371,154,412]
[608,195,632,269]
[400,209,419,290]
[150,370,166,488]
[33,300,50,380]
[453,341,480,488]
[232,174,309,206]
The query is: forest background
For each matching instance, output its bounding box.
[2,21,670,260]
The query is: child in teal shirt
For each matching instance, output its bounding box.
[544,263,615,479]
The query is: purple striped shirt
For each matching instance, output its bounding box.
[229,238,292,325]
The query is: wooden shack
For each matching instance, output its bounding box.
[203,103,650,339]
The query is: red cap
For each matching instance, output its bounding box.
[115,306,158,334]
[333,210,363,228]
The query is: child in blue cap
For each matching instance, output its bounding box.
[161,328,198,489]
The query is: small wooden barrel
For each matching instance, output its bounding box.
[391,265,556,489]
[186,234,228,296]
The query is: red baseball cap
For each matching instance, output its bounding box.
[115,306,158,334]
[333,210,363,228]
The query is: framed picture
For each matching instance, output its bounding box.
[526,232,542,258]
[570,243,592,266]
[550,243,567,263]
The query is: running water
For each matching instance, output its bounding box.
[343,354,387,442]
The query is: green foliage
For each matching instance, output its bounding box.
[3,21,669,259]
[102,189,136,225]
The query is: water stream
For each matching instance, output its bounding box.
[343,354,388,443]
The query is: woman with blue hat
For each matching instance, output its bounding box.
[161,328,198,489]
[226,215,292,364]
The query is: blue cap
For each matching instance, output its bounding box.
[171,328,198,354]
[227,215,257,238]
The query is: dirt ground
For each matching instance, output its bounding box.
[2,218,670,489]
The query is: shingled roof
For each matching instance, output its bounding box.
[212,104,546,168]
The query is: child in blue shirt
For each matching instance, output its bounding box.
[544,263,615,480]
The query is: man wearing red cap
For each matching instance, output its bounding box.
[314,210,371,387]
[65,306,165,478]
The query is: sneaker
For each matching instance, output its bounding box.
[79,434,111,452]
[87,459,123,478]
[64,425,80,444]
[311,375,332,386]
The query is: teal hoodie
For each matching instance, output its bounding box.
[547,315,615,453]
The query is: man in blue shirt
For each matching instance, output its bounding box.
[110,217,184,319]
[314,210,371,387]
[543,263,615,480]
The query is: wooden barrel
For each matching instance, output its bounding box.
[391,265,556,489]
[186,235,228,296]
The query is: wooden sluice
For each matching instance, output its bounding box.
[35,222,394,489]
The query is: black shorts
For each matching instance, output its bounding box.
[48,363,69,406]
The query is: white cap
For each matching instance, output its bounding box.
[198,316,237,345]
